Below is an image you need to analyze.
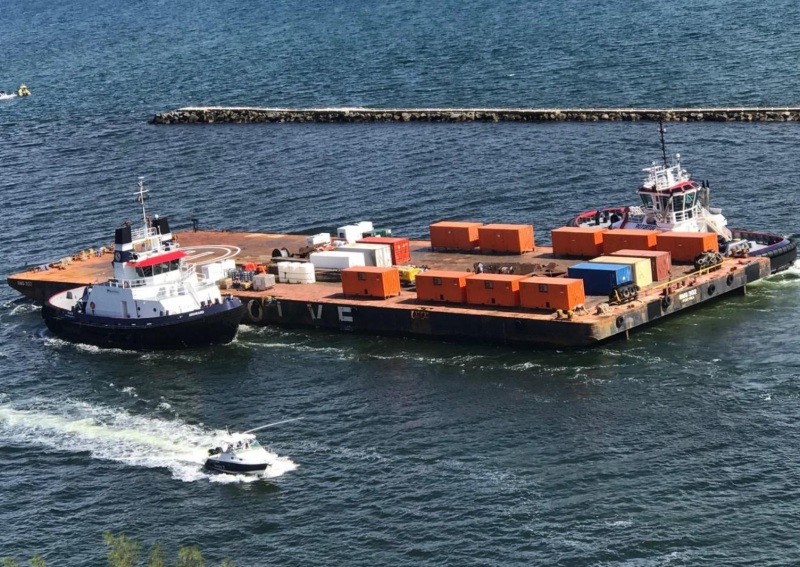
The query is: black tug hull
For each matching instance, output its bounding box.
[42,300,245,350]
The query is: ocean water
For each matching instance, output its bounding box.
[2,0,800,565]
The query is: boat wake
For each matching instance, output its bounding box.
[0,399,298,483]
[759,259,800,284]
[0,93,17,101]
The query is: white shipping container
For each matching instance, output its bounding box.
[337,225,363,243]
[340,243,392,267]
[252,273,276,291]
[309,251,367,269]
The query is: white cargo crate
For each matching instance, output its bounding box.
[309,251,367,269]
[252,273,276,291]
[306,233,332,247]
[200,262,224,282]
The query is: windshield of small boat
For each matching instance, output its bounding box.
[247,439,263,450]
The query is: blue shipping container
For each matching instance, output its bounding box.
[567,262,633,296]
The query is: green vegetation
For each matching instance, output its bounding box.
[2,533,235,567]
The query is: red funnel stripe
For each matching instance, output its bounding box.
[127,250,186,268]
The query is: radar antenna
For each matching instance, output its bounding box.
[658,120,668,168]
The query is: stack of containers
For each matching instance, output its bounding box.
[415,270,473,303]
[429,221,482,250]
[611,249,672,281]
[341,267,401,298]
[567,262,633,295]
[602,229,658,254]
[656,232,719,262]
[309,251,366,270]
[465,274,527,307]
[357,236,411,265]
[551,227,607,257]
[589,256,653,288]
[520,276,586,311]
[339,243,392,267]
[478,224,535,254]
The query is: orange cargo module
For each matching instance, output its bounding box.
[429,221,482,250]
[611,249,672,281]
[341,266,401,298]
[357,236,411,265]
[465,274,527,307]
[602,229,658,254]
[656,232,719,262]
[551,227,607,257]
[478,223,535,254]
[520,276,586,311]
[415,270,473,303]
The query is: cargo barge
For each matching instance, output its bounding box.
[6,226,772,349]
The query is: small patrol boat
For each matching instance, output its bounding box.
[42,178,245,350]
[205,418,303,476]
[566,123,797,274]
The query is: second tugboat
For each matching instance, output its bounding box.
[42,178,245,350]
[566,123,797,274]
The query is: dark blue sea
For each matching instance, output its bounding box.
[2,0,800,565]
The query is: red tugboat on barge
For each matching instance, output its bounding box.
[567,125,796,274]
[42,179,245,350]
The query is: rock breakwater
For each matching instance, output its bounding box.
[151,106,800,124]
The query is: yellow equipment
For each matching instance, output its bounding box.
[397,266,421,285]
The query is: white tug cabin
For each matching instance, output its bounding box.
[622,153,732,242]
[79,178,226,319]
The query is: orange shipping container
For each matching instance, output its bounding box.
[520,276,586,311]
[465,274,527,307]
[415,270,473,303]
[341,266,401,298]
[551,227,607,257]
[612,249,672,281]
[602,229,658,254]
[429,221,482,250]
[656,232,719,262]
[357,236,411,265]
[478,224,535,254]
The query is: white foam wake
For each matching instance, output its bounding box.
[0,400,298,483]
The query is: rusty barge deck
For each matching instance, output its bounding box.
[6,230,771,348]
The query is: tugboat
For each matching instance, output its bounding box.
[42,178,245,350]
[205,418,303,476]
[566,123,797,274]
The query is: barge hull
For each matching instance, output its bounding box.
[242,259,768,348]
[8,230,775,349]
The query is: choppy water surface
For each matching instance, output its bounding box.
[2,0,800,565]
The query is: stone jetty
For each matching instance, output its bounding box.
[151,106,800,124]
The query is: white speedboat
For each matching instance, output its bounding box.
[42,178,245,350]
[204,418,303,476]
